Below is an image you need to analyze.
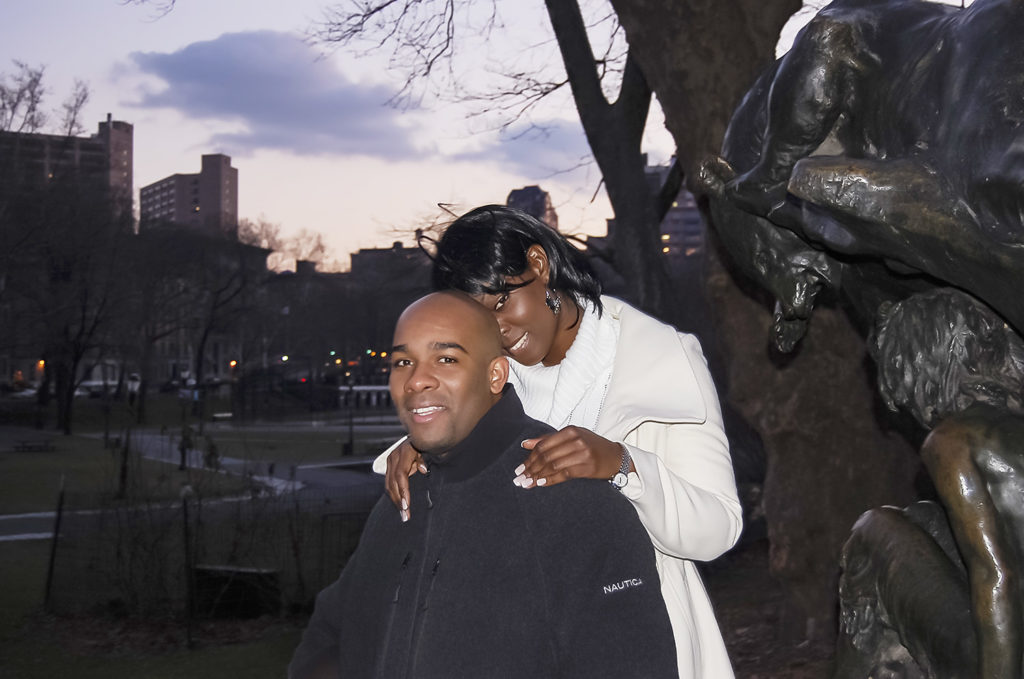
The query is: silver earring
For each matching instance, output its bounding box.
[545,288,561,314]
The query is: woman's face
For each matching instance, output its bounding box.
[471,245,577,367]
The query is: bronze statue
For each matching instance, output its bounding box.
[698,1,1024,675]
[837,288,1024,679]
[701,0,1024,351]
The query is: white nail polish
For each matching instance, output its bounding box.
[522,477,534,488]
[401,510,409,523]
[401,497,408,510]
[514,464,526,475]
[512,476,521,487]
[536,478,547,487]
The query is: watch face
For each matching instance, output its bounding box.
[611,472,628,489]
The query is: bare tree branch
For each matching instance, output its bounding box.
[315,0,478,107]
[59,80,90,137]
[119,0,176,19]
[0,62,47,133]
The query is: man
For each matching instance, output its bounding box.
[289,291,678,678]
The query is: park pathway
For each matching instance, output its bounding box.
[0,419,399,541]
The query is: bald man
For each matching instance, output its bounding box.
[289,292,678,679]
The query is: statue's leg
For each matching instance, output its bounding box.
[836,506,976,679]
[788,153,1024,334]
[787,156,971,259]
[726,12,873,216]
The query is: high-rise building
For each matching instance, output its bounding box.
[506,185,559,230]
[0,115,134,387]
[645,164,704,274]
[139,153,239,238]
[0,113,133,218]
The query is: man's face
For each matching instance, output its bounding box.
[389,297,504,455]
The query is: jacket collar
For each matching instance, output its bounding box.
[421,385,530,482]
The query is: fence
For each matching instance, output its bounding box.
[45,487,373,626]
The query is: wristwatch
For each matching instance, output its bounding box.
[609,444,631,490]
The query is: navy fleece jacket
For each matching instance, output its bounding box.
[289,387,678,678]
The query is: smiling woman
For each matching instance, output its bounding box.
[432,205,603,367]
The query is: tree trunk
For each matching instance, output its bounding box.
[544,0,682,324]
[136,338,155,425]
[193,326,210,435]
[55,359,74,435]
[608,0,801,186]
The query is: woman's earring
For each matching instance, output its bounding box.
[545,288,562,314]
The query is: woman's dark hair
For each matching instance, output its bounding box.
[431,205,603,313]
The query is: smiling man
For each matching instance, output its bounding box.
[288,291,678,678]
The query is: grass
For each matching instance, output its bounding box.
[0,395,390,678]
[0,540,302,679]
[68,392,234,434]
[200,429,391,465]
[0,434,254,515]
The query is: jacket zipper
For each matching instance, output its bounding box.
[377,550,411,678]
[406,469,445,679]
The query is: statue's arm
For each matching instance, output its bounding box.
[922,421,1022,679]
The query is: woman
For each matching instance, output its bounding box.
[376,205,742,679]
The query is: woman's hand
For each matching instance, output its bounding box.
[514,426,630,488]
[385,440,426,521]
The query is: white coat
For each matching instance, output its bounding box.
[594,296,741,679]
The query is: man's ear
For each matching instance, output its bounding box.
[525,244,550,284]
[488,356,509,395]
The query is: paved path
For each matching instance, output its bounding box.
[0,418,402,541]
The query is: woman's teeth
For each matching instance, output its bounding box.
[511,334,528,352]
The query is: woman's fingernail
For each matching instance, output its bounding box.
[512,476,522,487]
[521,477,534,489]
[401,497,408,510]
[419,464,428,473]
[401,510,409,523]
[520,440,529,448]
[514,464,526,475]
[536,478,547,487]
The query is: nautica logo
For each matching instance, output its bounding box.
[603,578,643,594]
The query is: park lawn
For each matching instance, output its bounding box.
[0,434,253,515]
[205,430,361,465]
[69,392,234,434]
[0,540,302,679]
[205,428,399,465]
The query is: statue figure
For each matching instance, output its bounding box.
[700,0,1024,351]
[697,2,1024,673]
[836,288,1024,679]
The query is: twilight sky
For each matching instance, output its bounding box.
[1,0,968,268]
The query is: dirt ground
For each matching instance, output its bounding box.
[704,537,835,679]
